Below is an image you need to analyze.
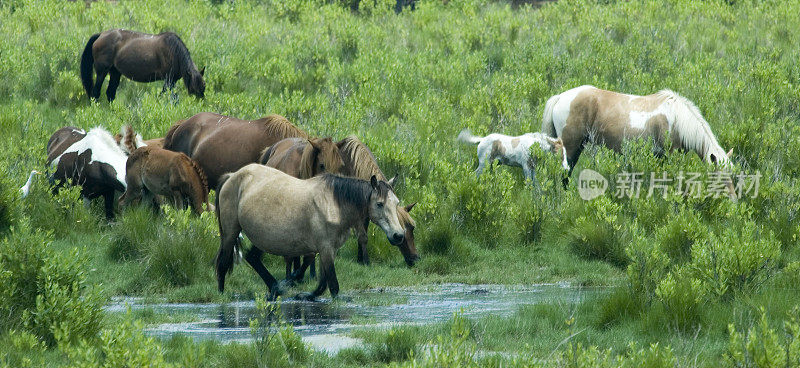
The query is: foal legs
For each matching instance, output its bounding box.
[102,190,116,220]
[106,68,121,102]
[245,247,283,301]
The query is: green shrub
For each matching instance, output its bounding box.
[250,296,309,367]
[566,197,631,268]
[726,307,800,368]
[0,221,104,346]
[370,327,419,363]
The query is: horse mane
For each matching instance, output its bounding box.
[161,32,196,77]
[258,115,309,140]
[658,89,728,163]
[321,174,386,212]
[182,154,209,202]
[337,135,385,180]
[120,125,145,155]
[397,206,415,228]
[299,141,317,179]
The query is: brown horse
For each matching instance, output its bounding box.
[215,164,405,300]
[80,29,205,102]
[163,112,308,189]
[258,137,346,282]
[118,146,210,215]
[542,85,732,176]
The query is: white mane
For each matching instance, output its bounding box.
[51,127,129,188]
[658,89,729,165]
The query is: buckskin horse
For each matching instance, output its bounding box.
[215,164,406,301]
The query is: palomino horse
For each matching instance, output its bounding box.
[457,129,567,183]
[163,112,308,189]
[259,137,346,283]
[80,29,205,101]
[215,164,406,300]
[118,146,210,215]
[47,126,144,219]
[541,85,732,176]
[336,135,420,266]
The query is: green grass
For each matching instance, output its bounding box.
[2,0,800,366]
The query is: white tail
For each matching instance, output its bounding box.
[457,129,483,145]
[541,94,560,137]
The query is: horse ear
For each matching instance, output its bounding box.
[388,175,397,188]
[726,148,733,157]
[370,175,378,189]
[405,202,416,213]
[200,67,205,76]
[308,139,321,151]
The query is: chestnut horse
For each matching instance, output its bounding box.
[215,165,405,300]
[118,146,210,215]
[163,112,308,189]
[258,137,345,283]
[80,29,205,102]
[542,85,732,176]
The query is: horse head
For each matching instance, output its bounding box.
[368,175,405,246]
[307,137,345,176]
[397,202,420,266]
[186,66,205,99]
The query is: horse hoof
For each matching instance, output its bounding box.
[279,279,295,289]
[294,292,316,302]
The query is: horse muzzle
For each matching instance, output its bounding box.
[404,254,420,267]
[388,232,405,246]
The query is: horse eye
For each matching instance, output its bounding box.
[320,164,325,170]
[377,202,384,208]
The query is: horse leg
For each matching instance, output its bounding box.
[282,256,297,286]
[308,254,316,279]
[522,163,536,186]
[106,68,121,102]
[245,247,283,301]
[559,125,586,187]
[103,190,116,220]
[91,68,108,101]
[296,248,335,301]
[474,155,488,177]
[356,219,370,265]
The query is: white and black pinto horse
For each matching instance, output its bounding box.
[457,129,567,184]
[46,126,145,219]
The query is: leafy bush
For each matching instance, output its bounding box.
[0,221,104,346]
[370,327,420,363]
[250,296,309,367]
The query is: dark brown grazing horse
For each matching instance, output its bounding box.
[47,126,143,219]
[163,112,308,189]
[80,29,205,102]
[119,146,210,215]
[258,137,346,283]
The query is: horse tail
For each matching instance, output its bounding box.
[457,129,482,145]
[162,121,183,151]
[214,171,240,291]
[80,33,100,99]
[541,93,560,137]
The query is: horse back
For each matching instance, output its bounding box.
[47,127,86,164]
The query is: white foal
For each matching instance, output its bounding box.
[457,129,567,183]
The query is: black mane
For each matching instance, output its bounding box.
[161,32,196,77]
[322,174,388,211]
